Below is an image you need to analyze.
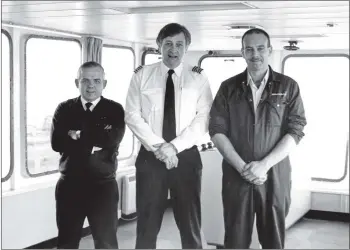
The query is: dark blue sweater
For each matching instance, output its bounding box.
[51,96,125,181]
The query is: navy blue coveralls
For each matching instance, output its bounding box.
[209,66,307,249]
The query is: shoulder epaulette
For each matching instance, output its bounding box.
[134,65,143,73]
[192,66,203,74]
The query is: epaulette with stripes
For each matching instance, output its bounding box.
[134,65,143,73]
[192,66,203,74]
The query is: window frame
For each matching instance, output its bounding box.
[141,48,161,65]
[1,29,14,182]
[198,53,243,67]
[24,35,82,177]
[197,53,245,148]
[198,53,245,99]
[102,44,136,160]
[281,53,350,183]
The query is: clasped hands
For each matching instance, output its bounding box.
[153,143,178,170]
[239,161,269,185]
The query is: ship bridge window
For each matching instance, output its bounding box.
[198,55,247,147]
[142,50,162,65]
[25,36,81,177]
[283,55,349,191]
[102,45,135,161]
[1,30,13,187]
[200,55,246,97]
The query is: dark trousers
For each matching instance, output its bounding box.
[55,176,119,249]
[222,162,291,249]
[135,146,203,249]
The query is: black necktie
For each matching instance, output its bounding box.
[85,102,92,113]
[162,69,176,142]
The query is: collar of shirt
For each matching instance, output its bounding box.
[247,69,269,90]
[160,61,183,78]
[80,96,101,111]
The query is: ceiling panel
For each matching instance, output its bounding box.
[1,1,249,11]
[1,1,71,6]
[249,1,349,9]
[99,1,244,8]
[2,2,116,13]
[118,2,254,14]
[5,11,346,25]
[136,7,349,19]
[2,9,125,18]
[1,1,349,49]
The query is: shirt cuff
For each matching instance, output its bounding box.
[170,138,189,154]
[142,138,166,152]
[91,146,102,154]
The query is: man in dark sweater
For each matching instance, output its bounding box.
[51,61,125,249]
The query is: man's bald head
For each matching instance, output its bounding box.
[77,61,105,79]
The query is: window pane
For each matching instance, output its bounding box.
[102,46,134,159]
[199,56,247,146]
[201,56,247,97]
[26,38,81,176]
[144,53,162,65]
[2,33,11,181]
[284,56,349,180]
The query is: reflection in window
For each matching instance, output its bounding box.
[2,32,11,182]
[284,56,349,182]
[102,46,135,159]
[26,37,81,176]
[199,56,247,145]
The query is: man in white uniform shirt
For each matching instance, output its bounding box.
[125,23,213,249]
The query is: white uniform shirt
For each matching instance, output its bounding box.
[125,61,213,153]
[247,69,269,112]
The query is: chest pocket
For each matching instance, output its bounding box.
[181,88,198,116]
[229,90,251,127]
[265,94,288,126]
[231,88,246,103]
[141,88,163,114]
[95,115,112,129]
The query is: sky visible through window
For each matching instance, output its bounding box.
[200,56,247,145]
[26,38,81,175]
[284,56,349,181]
[102,46,135,159]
